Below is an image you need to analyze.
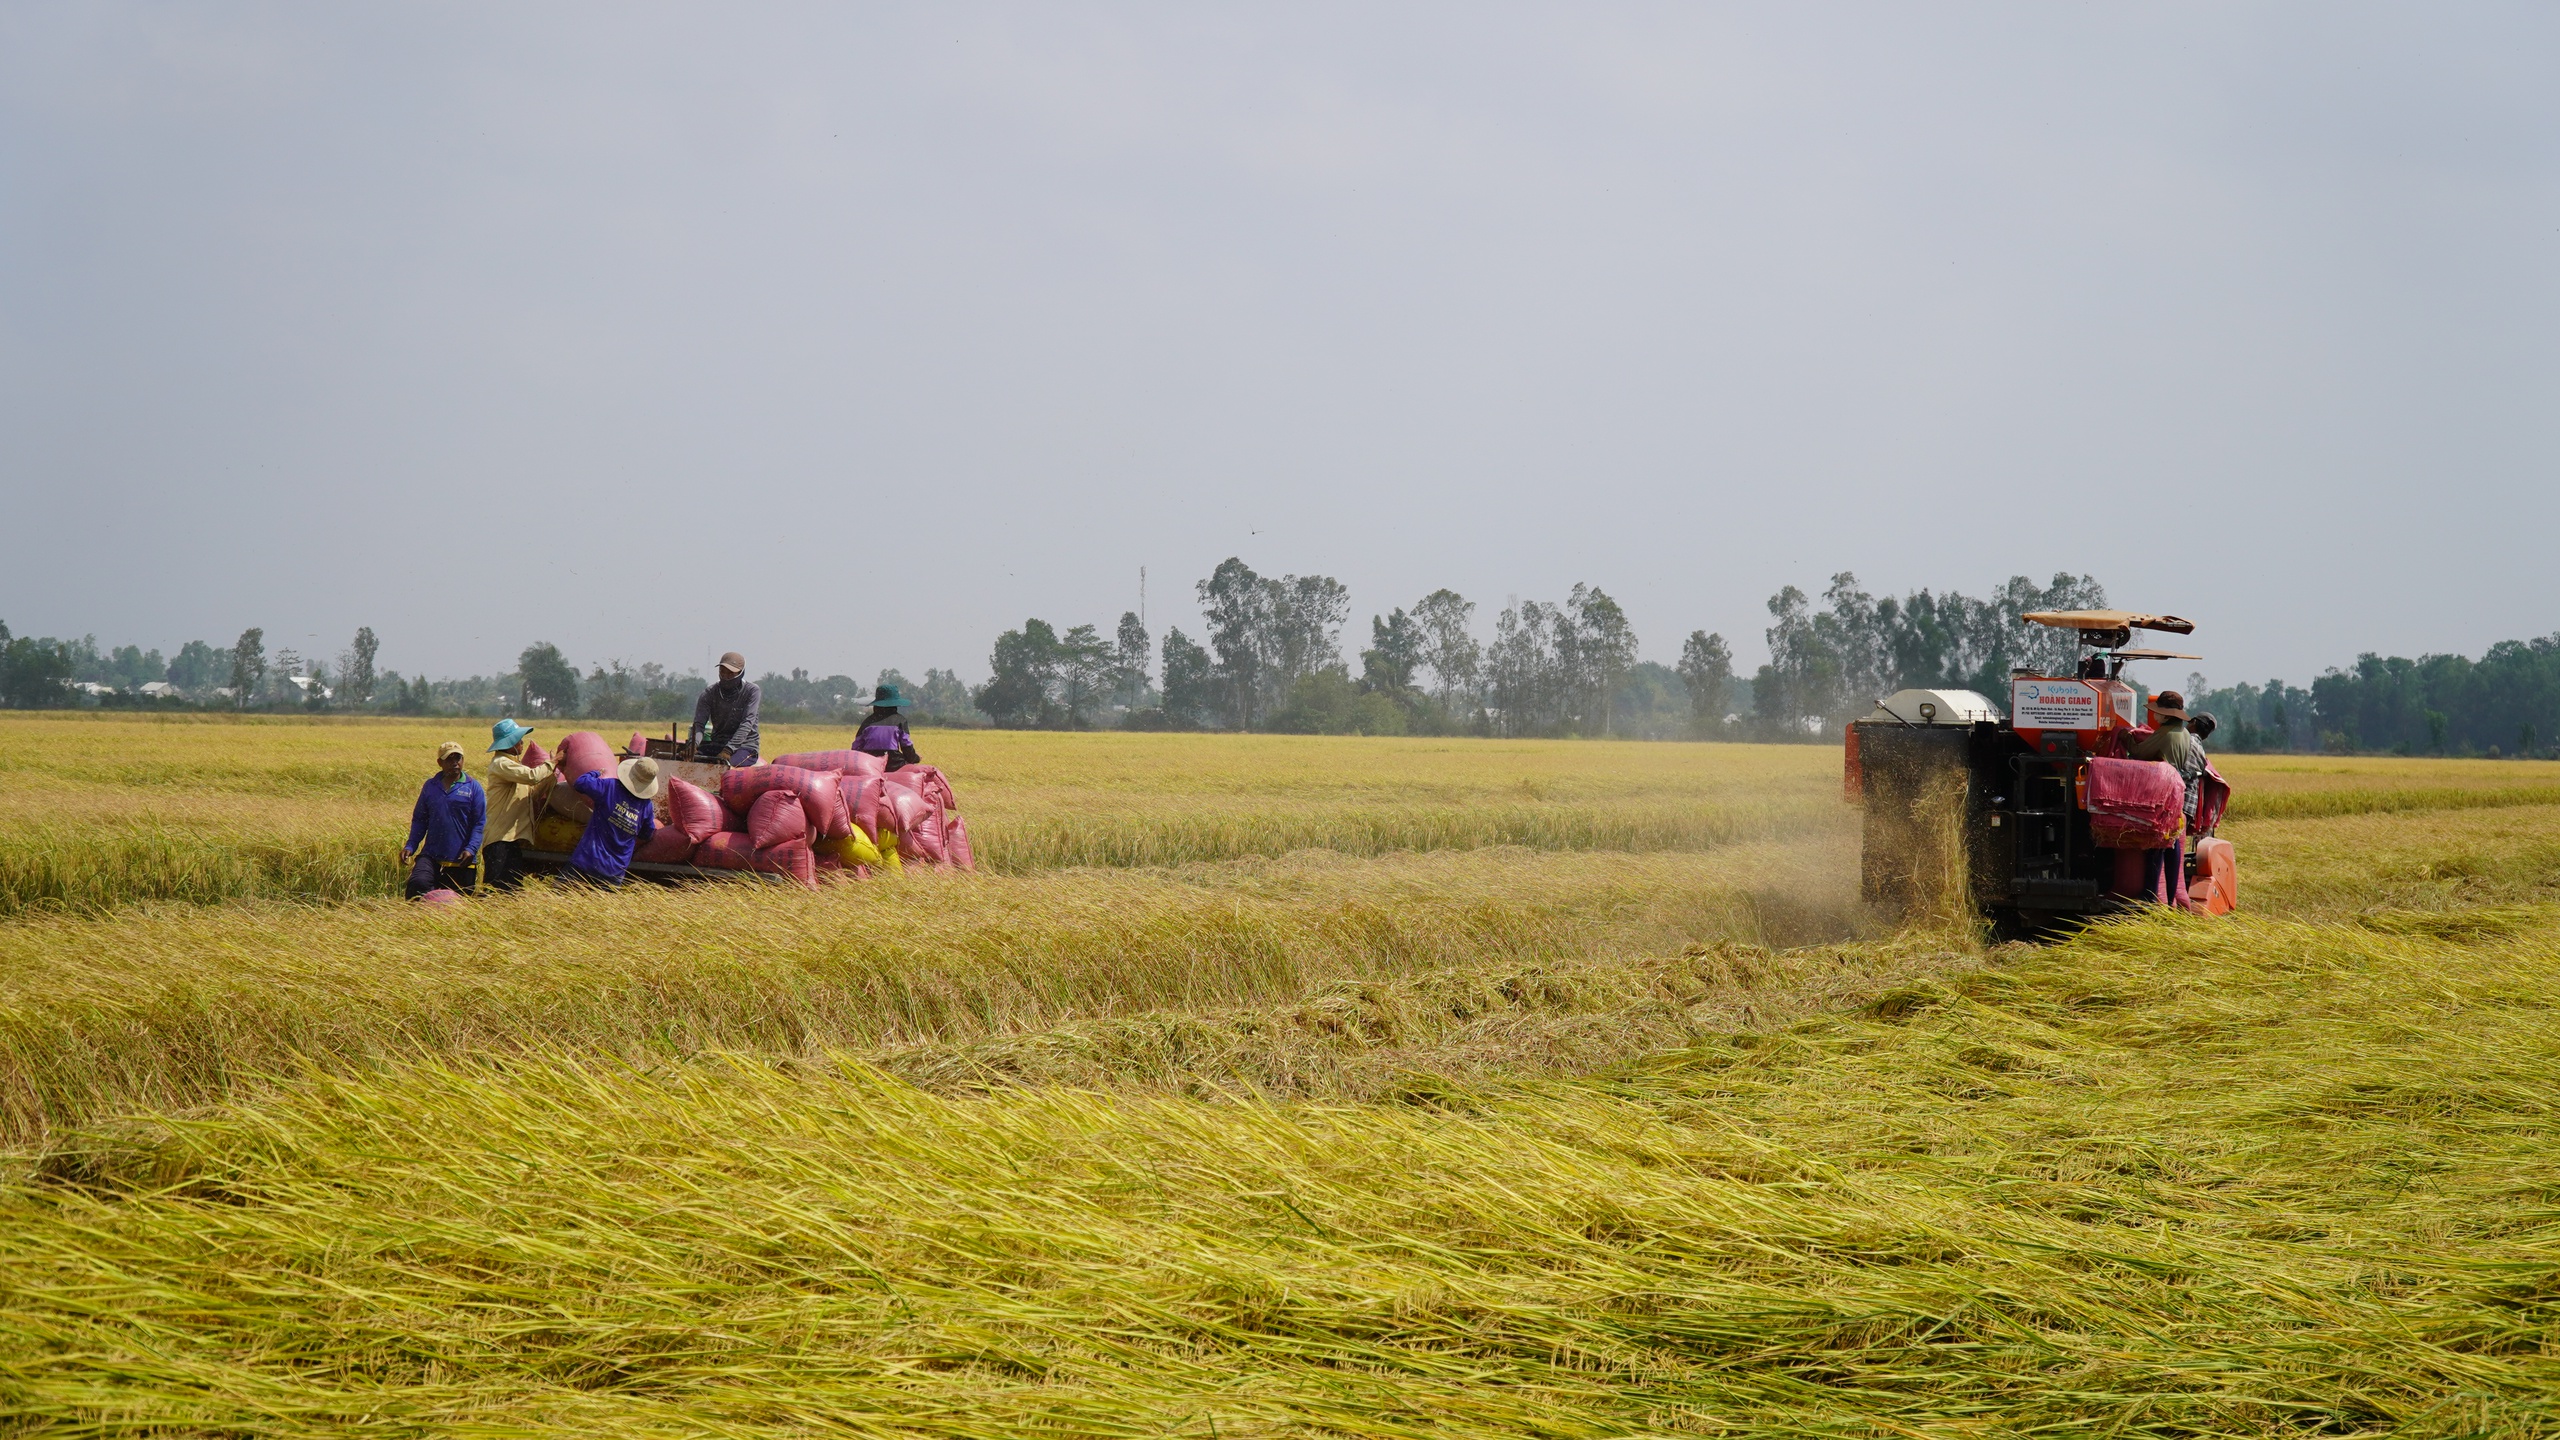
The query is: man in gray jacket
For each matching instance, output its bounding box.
[687,652,761,766]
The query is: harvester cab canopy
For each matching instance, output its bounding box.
[2020,610,2199,679]
[2020,609,2195,650]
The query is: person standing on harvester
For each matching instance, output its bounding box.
[404,741,486,899]
[688,652,761,766]
[564,754,662,889]
[852,683,922,771]
[2130,690,2208,905]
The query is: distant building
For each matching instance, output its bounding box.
[138,681,179,698]
[286,675,333,701]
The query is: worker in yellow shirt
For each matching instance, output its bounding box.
[481,717,553,891]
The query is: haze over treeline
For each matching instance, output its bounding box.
[3,7,2558,689]
[9,559,2557,757]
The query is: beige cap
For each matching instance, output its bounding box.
[436,741,466,762]
[618,755,665,801]
[718,651,745,674]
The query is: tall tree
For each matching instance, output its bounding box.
[1360,608,1422,694]
[1411,589,1480,711]
[342,627,379,709]
[1056,623,1113,727]
[1159,627,1216,730]
[227,628,266,711]
[1678,630,1733,737]
[1487,599,1568,736]
[1196,558,1270,729]
[517,642,581,716]
[975,619,1063,727]
[1113,611,1152,711]
[1564,584,1637,734]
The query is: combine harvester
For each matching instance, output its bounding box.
[519,727,972,888]
[1843,609,2235,938]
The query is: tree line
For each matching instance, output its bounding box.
[9,576,2557,757]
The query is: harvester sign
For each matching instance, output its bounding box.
[2010,679,2107,730]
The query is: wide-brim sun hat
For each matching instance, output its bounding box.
[618,756,665,801]
[2151,689,2188,721]
[873,684,906,707]
[489,718,534,752]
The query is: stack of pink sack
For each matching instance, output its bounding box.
[740,750,972,872]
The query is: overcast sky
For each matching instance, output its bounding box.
[3,3,2554,690]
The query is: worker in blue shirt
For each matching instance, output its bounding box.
[404,740,487,899]
[564,755,662,889]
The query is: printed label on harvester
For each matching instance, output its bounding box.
[2011,679,2101,730]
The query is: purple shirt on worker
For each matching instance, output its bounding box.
[568,770,656,881]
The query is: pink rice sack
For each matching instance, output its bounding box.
[692,833,757,870]
[747,789,811,851]
[2083,758,2185,850]
[880,786,945,864]
[635,824,694,864]
[771,749,887,777]
[722,764,849,840]
[661,777,724,843]
[754,837,817,889]
[837,774,882,841]
[555,732,617,787]
[944,813,976,871]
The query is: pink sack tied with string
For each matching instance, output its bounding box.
[555,732,617,787]
[2083,758,2185,850]
[722,764,849,840]
[635,825,695,864]
[879,786,945,864]
[747,789,811,851]
[661,777,724,843]
[754,837,817,889]
[837,774,882,841]
[772,749,887,778]
[691,833,757,870]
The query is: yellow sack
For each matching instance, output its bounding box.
[876,829,902,874]
[835,828,883,868]
[533,812,584,853]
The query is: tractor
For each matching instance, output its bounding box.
[1842,609,2235,937]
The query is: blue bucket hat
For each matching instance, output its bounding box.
[488,717,535,752]
[873,684,906,708]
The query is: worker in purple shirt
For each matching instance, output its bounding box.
[404,740,487,899]
[564,755,663,889]
[852,683,922,771]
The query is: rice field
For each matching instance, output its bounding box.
[3,712,2558,1434]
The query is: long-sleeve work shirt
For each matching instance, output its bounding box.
[407,773,487,862]
[688,678,761,764]
[2129,721,2208,824]
[484,752,555,844]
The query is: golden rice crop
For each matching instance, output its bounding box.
[0,839,1893,1147]
[8,902,2558,1435]
[0,716,1848,913]
[10,714,2559,916]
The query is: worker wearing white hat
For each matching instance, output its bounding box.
[561,754,664,890]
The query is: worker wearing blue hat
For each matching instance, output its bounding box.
[481,717,553,892]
